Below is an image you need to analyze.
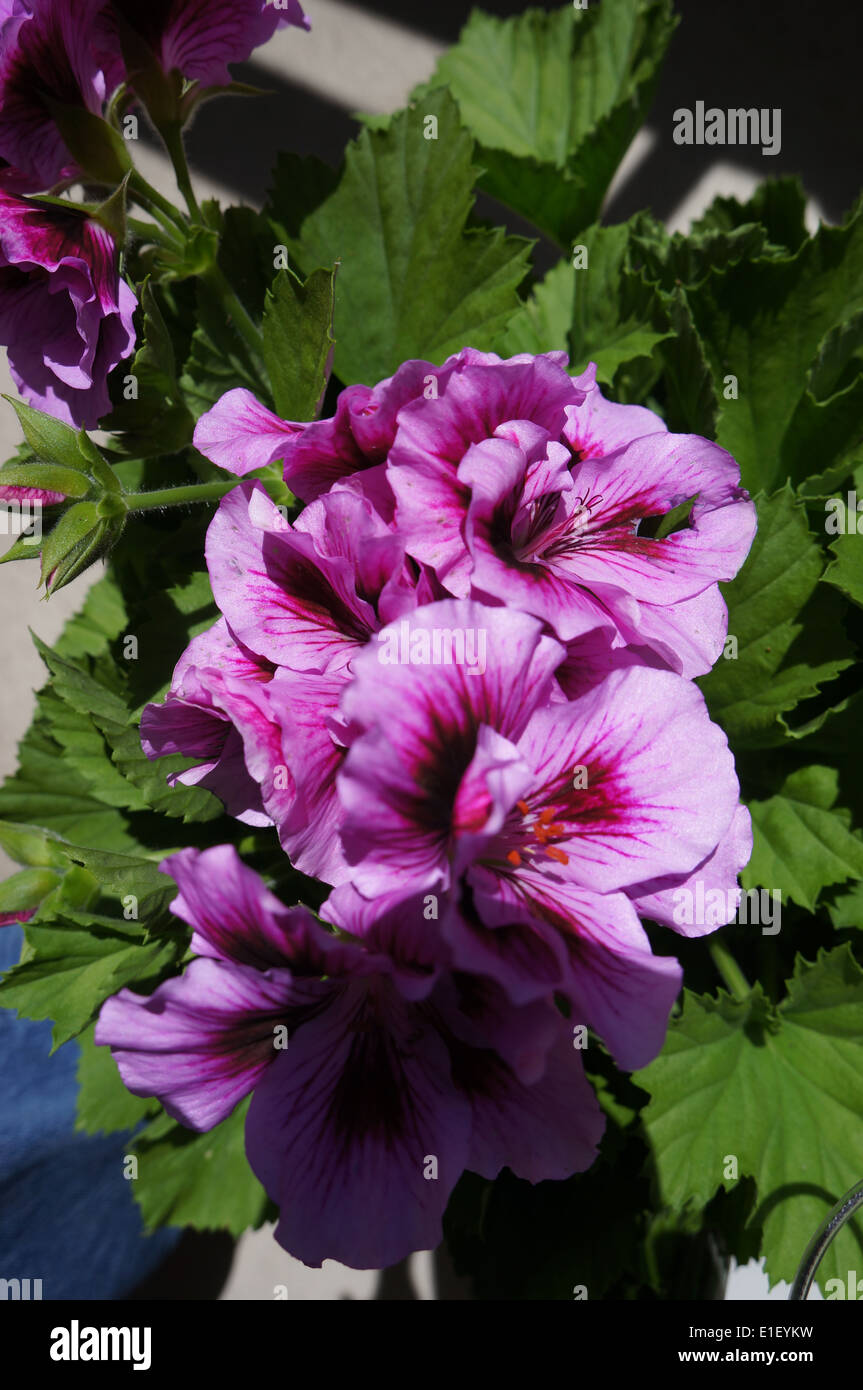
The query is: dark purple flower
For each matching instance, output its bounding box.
[388,362,756,678]
[96,845,604,1269]
[109,0,310,90]
[0,0,124,191]
[205,480,435,673]
[194,349,582,505]
[334,599,750,1067]
[140,618,276,825]
[195,354,754,677]
[0,187,136,426]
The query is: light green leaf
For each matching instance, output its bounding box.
[569,221,671,383]
[76,1022,159,1135]
[827,880,863,931]
[295,88,531,384]
[53,843,170,906]
[131,1098,268,1235]
[502,259,574,357]
[0,914,180,1048]
[0,700,145,852]
[636,948,863,1288]
[745,766,863,911]
[0,462,91,497]
[429,0,676,248]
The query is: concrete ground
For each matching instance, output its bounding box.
[1,0,846,1299]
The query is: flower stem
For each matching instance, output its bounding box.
[161,121,203,223]
[709,938,750,1001]
[203,265,266,359]
[129,170,188,234]
[127,215,185,253]
[125,475,287,513]
[125,480,239,511]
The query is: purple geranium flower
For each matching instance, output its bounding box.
[195,353,754,676]
[0,187,136,426]
[194,349,584,506]
[96,845,604,1269]
[334,600,749,1067]
[388,362,756,678]
[0,0,124,191]
[205,480,435,673]
[108,0,309,90]
[140,618,276,825]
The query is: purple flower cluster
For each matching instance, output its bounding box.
[97,348,757,1268]
[0,0,308,426]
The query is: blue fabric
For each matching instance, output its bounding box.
[0,925,181,1299]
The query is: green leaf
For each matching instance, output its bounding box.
[630,213,776,293]
[54,573,128,661]
[690,177,809,256]
[0,697,144,852]
[0,914,179,1048]
[76,1022,159,1135]
[295,88,531,385]
[826,880,863,931]
[782,312,863,497]
[429,0,676,248]
[824,530,863,607]
[106,279,194,455]
[262,266,335,421]
[683,207,863,492]
[91,171,130,246]
[31,634,221,823]
[501,259,574,357]
[265,152,340,245]
[745,766,863,911]
[698,488,851,748]
[636,949,863,1288]
[53,843,170,908]
[131,1098,268,1235]
[181,287,267,419]
[651,284,719,437]
[569,221,671,384]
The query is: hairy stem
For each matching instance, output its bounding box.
[161,122,203,222]
[708,938,750,1001]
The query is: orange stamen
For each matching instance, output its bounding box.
[506,849,522,867]
[538,807,555,824]
[546,846,570,865]
[516,799,531,816]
